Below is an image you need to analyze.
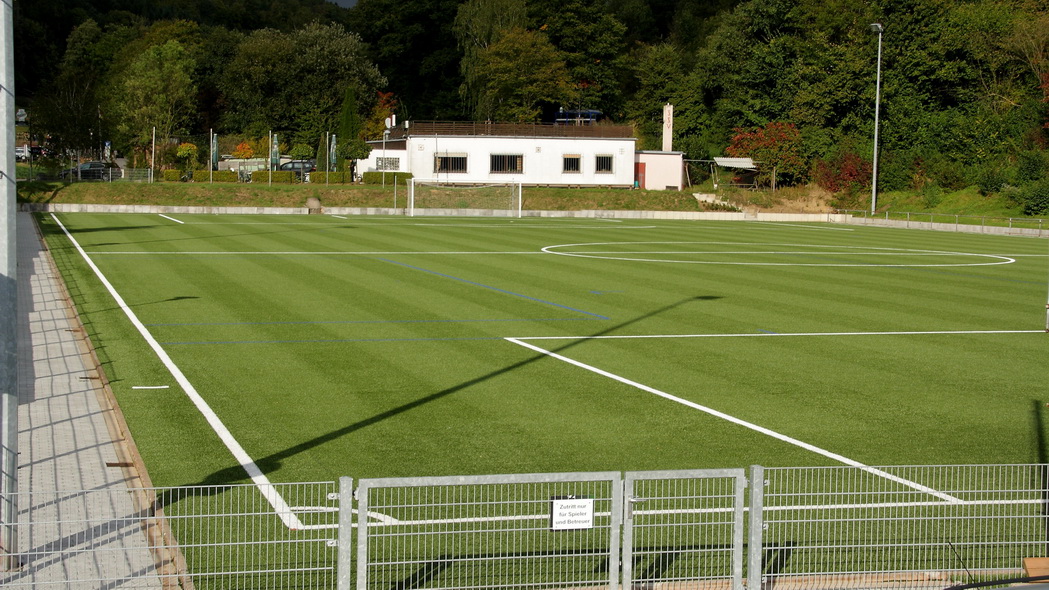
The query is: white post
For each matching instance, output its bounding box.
[0,0,18,569]
[870,23,884,216]
[151,126,156,183]
[268,131,272,186]
[209,129,213,184]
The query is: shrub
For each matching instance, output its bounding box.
[812,151,871,193]
[1016,178,1049,216]
[250,170,295,184]
[289,143,314,160]
[192,169,238,182]
[362,171,412,185]
[974,166,1011,196]
[161,169,183,182]
[311,171,354,184]
[1016,150,1048,184]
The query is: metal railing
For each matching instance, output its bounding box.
[2,481,339,589]
[839,209,1048,234]
[4,465,1047,589]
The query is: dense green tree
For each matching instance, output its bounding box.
[625,44,686,150]
[113,40,198,164]
[454,0,528,120]
[347,0,463,119]
[471,27,577,122]
[528,0,629,117]
[219,23,385,145]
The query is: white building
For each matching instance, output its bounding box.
[358,121,650,188]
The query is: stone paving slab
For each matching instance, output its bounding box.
[1,212,162,588]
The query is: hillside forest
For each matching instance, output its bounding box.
[14,0,1049,212]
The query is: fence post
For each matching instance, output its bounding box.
[337,476,354,590]
[748,465,765,590]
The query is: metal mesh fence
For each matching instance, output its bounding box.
[1,481,339,589]
[754,464,1049,589]
[624,469,746,590]
[3,466,1047,589]
[354,472,622,590]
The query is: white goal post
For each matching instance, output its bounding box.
[407,180,523,218]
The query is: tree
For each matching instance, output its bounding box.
[528,0,629,117]
[472,28,577,122]
[625,44,686,150]
[726,121,806,185]
[454,0,528,119]
[219,23,386,144]
[113,40,198,165]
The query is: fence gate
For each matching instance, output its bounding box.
[623,469,747,590]
[351,472,623,590]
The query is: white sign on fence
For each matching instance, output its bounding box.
[550,497,594,531]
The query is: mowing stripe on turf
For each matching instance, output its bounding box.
[376,257,610,320]
[505,336,962,503]
[512,329,1043,341]
[50,213,304,530]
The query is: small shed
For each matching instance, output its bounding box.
[634,151,684,191]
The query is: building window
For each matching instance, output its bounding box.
[376,157,399,171]
[435,154,467,173]
[490,154,523,173]
[563,155,581,173]
[595,155,613,173]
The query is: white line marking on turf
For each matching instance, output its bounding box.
[50,213,305,530]
[89,251,547,255]
[158,214,184,224]
[330,215,348,219]
[541,241,1015,267]
[746,221,854,231]
[513,329,1042,341]
[131,385,170,390]
[505,337,961,503]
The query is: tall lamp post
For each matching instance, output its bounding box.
[870,23,884,216]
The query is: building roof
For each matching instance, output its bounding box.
[389,121,635,140]
[712,157,757,169]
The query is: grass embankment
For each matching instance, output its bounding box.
[17,178,1036,218]
[17,180,708,211]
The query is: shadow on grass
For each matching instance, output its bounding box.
[177,295,723,491]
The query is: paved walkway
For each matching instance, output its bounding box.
[2,212,161,587]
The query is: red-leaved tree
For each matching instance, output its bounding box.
[725,122,806,186]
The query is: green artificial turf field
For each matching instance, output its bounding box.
[36,212,1049,490]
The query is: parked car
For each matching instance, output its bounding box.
[29,145,48,158]
[15,146,27,161]
[59,161,119,181]
[279,159,316,181]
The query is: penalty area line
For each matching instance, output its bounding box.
[50,213,304,530]
[158,214,184,224]
[504,336,961,503]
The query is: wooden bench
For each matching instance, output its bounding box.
[1023,557,1049,581]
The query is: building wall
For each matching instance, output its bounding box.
[635,151,684,191]
[360,135,637,187]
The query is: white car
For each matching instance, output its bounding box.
[14,146,27,161]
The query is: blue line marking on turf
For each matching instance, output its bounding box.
[590,290,624,295]
[376,257,610,320]
[160,336,507,345]
[758,329,778,334]
[146,317,599,327]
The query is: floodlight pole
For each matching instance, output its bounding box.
[1,0,18,569]
[870,23,884,216]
